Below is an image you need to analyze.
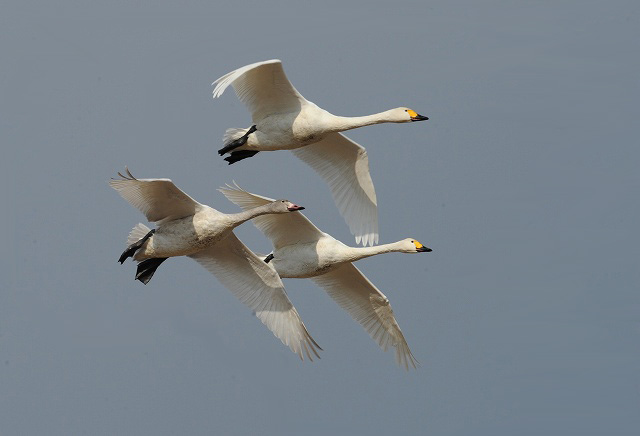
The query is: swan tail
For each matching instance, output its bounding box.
[118,224,154,264]
[135,257,168,285]
[127,223,151,246]
[222,128,248,146]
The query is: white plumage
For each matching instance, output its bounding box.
[212,59,429,247]
[219,183,433,370]
[110,168,320,361]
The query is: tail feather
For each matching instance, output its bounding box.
[127,223,151,246]
[223,128,249,147]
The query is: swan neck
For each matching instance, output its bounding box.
[227,204,275,228]
[347,241,403,262]
[331,110,393,132]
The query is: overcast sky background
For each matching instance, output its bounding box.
[2,1,638,435]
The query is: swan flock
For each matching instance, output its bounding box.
[111,59,432,369]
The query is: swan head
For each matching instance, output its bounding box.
[390,107,429,123]
[401,238,432,253]
[272,199,305,213]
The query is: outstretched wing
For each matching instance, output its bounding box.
[212,59,308,121]
[311,263,417,370]
[292,132,378,246]
[189,232,321,361]
[218,182,325,250]
[109,168,203,224]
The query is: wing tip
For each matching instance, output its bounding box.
[397,347,420,371]
[109,166,136,188]
[217,181,249,204]
[354,231,379,247]
[275,320,322,363]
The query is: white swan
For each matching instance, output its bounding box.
[109,168,321,361]
[219,183,432,370]
[211,59,429,247]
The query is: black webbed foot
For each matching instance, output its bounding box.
[224,150,260,164]
[118,229,155,264]
[218,125,257,155]
[135,257,168,285]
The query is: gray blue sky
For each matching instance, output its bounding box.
[2,1,639,434]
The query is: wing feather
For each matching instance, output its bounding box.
[189,233,321,360]
[311,263,418,370]
[212,59,308,121]
[218,183,325,249]
[109,168,202,223]
[292,133,378,246]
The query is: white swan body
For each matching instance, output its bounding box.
[212,59,429,247]
[110,169,320,361]
[128,207,231,258]
[219,183,432,370]
[272,238,428,279]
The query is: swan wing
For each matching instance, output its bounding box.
[109,168,202,223]
[292,132,378,246]
[218,182,325,249]
[212,59,308,121]
[189,232,321,360]
[310,263,418,370]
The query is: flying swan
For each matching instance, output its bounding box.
[211,59,429,247]
[219,183,433,370]
[109,168,321,361]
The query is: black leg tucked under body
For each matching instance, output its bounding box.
[118,229,155,264]
[224,150,260,164]
[217,125,257,156]
[264,253,274,263]
[135,257,168,285]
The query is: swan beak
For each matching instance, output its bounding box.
[411,113,429,122]
[288,204,305,211]
[416,246,432,252]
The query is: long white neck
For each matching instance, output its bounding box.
[226,204,279,228]
[342,240,407,263]
[329,110,396,132]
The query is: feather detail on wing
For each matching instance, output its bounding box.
[189,233,321,360]
[212,59,308,121]
[109,168,203,224]
[310,263,418,370]
[218,182,325,250]
[292,133,378,246]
